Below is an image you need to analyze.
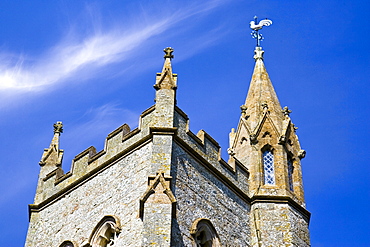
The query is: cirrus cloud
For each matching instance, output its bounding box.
[0,0,229,92]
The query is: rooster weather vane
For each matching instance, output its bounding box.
[250,16,272,47]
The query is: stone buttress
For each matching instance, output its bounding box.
[140,47,177,246]
[229,47,311,246]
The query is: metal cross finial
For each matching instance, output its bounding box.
[163,47,174,60]
[250,16,272,47]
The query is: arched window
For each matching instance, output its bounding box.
[263,149,275,185]
[59,240,75,247]
[190,218,221,247]
[88,216,121,247]
[287,157,294,191]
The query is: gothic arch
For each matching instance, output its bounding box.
[261,144,274,153]
[190,218,221,247]
[59,240,76,247]
[87,216,121,247]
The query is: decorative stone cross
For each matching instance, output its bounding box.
[53,121,63,134]
[164,47,174,59]
[254,47,264,60]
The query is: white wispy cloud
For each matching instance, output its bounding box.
[0,0,229,92]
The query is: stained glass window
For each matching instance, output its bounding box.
[263,150,275,185]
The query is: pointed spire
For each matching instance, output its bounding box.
[242,47,283,130]
[154,47,177,90]
[230,45,307,207]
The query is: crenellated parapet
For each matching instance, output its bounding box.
[31,106,155,207]
[30,48,250,220]
[173,106,250,196]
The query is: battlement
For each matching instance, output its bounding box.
[173,106,250,195]
[31,105,155,206]
[31,104,250,212]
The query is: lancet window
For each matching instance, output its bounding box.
[287,157,294,191]
[263,149,275,185]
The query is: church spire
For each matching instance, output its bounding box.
[230,45,307,205]
[241,47,284,131]
[228,25,310,244]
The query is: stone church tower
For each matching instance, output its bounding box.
[26,46,310,246]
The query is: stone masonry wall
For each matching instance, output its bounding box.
[26,143,152,247]
[250,203,310,247]
[170,143,251,246]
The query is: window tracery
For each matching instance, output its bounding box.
[88,216,121,247]
[263,149,275,185]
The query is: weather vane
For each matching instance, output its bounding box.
[250,16,272,47]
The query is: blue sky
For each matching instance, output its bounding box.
[0,1,369,246]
